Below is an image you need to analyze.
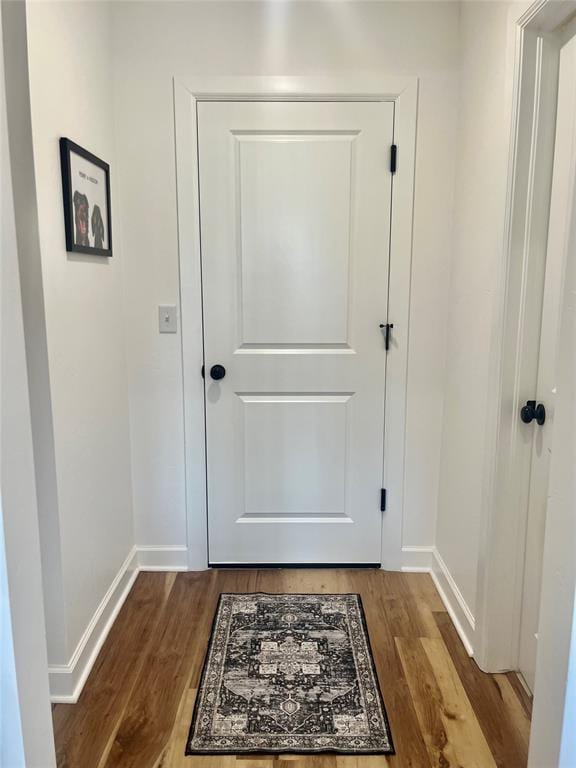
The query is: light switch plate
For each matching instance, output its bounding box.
[158,305,178,333]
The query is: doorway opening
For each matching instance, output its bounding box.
[174,77,418,571]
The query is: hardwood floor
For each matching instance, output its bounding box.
[52,570,531,768]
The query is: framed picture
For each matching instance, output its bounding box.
[60,138,112,257]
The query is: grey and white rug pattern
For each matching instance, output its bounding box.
[186,593,394,755]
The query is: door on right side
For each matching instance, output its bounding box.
[518,29,576,692]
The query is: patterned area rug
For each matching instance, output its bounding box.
[186,593,394,755]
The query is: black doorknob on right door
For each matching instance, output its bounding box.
[520,400,546,426]
[210,364,226,381]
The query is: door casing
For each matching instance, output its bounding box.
[173,75,418,571]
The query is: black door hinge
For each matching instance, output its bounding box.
[390,144,397,174]
[380,488,387,512]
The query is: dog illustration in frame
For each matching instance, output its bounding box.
[61,138,112,257]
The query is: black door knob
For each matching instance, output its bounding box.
[520,400,546,425]
[534,403,546,425]
[210,364,226,381]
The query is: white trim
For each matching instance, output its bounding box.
[401,545,434,572]
[400,546,475,655]
[430,549,475,657]
[174,79,208,571]
[48,545,190,702]
[382,79,418,571]
[476,0,576,675]
[48,547,139,703]
[173,74,418,571]
[174,74,417,103]
[136,545,189,571]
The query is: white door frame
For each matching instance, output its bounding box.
[475,0,576,673]
[1,1,57,762]
[173,76,418,571]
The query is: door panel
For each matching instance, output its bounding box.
[238,134,354,346]
[240,394,351,521]
[519,33,576,690]
[197,101,394,564]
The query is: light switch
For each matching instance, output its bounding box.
[158,305,178,334]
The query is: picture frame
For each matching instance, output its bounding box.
[60,138,112,257]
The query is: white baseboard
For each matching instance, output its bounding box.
[49,546,139,703]
[401,545,434,572]
[48,544,190,702]
[401,545,475,656]
[430,548,475,656]
[136,545,188,571]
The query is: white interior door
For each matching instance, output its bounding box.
[519,32,576,691]
[197,101,394,565]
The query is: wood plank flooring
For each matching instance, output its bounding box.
[52,570,531,768]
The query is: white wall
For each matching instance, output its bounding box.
[436,1,513,619]
[25,1,134,663]
[112,0,460,553]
